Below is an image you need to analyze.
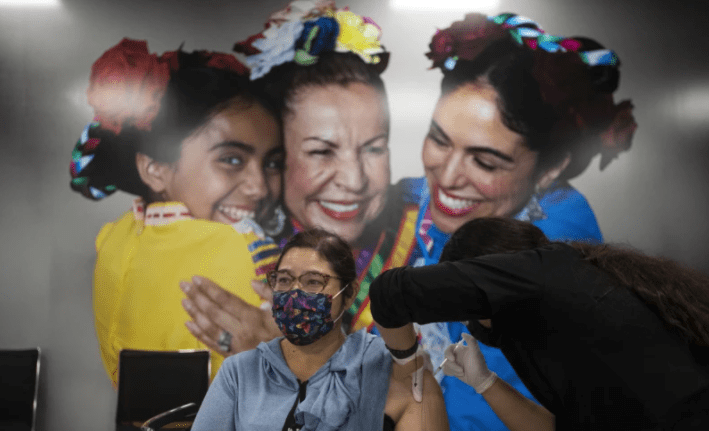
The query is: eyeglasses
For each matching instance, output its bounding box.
[267,270,342,294]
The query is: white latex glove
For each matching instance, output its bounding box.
[442,332,497,394]
[392,344,433,403]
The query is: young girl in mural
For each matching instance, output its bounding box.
[69,39,283,386]
[397,12,638,431]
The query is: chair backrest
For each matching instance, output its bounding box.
[0,348,41,431]
[115,349,210,425]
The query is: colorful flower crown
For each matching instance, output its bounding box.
[70,38,249,200]
[234,0,388,80]
[428,13,619,73]
[427,13,636,170]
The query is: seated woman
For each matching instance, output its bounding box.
[371,217,709,430]
[69,39,283,385]
[191,229,449,430]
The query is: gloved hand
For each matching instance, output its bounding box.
[392,344,433,403]
[442,332,497,394]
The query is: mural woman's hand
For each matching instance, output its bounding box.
[251,280,273,306]
[180,275,281,356]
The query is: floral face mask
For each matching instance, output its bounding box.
[271,287,347,346]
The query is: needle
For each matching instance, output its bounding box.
[434,338,466,375]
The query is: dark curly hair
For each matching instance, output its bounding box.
[70,50,279,201]
[431,13,635,180]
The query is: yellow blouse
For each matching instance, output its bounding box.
[93,200,278,387]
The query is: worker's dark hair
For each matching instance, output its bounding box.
[441,217,709,347]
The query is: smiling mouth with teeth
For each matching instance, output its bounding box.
[317,200,361,220]
[434,187,479,216]
[217,205,255,222]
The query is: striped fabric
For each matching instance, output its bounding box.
[133,200,192,226]
[349,205,419,332]
[417,206,435,255]
[245,235,280,281]
[70,120,117,200]
[490,13,620,66]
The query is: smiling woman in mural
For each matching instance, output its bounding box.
[278,76,390,245]
[398,12,639,431]
[180,0,424,354]
[237,0,398,255]
[69,39,283,386]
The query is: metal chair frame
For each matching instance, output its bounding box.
[115,349,210,431]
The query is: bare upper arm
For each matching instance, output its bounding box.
[384,369,450,431]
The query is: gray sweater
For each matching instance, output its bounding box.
[192,329,392,431]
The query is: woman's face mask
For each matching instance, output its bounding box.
[272,286,347,346]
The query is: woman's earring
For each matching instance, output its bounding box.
[516,184,545,222]
[528,184,545,220]
[262,204,286,237]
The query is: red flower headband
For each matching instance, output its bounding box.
[427,13,508,70]
[86,38,248,135]
[71,39,249,201]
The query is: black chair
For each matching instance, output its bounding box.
[140,403,198,431]
[115,349,210,431]
[0,348,41,431]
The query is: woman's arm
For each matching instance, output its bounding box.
[377,323,417,351]
[443,333,554,431]
[386,368,450,431]
[191,358,238,431]
[482,378,555,431]
[370,251,546,329]
[377,323,435,403]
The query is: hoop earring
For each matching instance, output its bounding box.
[534,183,542,196]
[263,204,286,237]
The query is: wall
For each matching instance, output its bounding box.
[0,0,707,429]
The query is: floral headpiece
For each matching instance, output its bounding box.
[70,38,248,200]
[428,13,619,73]
[427,13,637,171]
[234,0,388,80]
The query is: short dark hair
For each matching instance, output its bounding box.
[276,228,358,299]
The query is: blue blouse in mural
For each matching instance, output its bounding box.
[399,176,602,431]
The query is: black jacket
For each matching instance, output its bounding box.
[370,243,709,430]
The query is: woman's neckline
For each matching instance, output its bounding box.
[279,329,347,382]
